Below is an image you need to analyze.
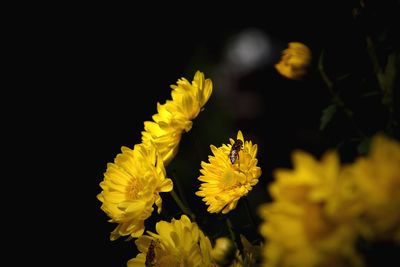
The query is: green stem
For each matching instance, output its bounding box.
[243,199,263,244]
[170,190,196,221]
[190,129,204,163]
[318,49,366,138]
[318,50,334,91]
[318,50,348,113]
[366,36,385,92]
[170,170,191,209]
[243,198,257,230]
[225,216,237,245]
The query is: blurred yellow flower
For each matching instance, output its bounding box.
[141,71,213,165]
[275,42,311,80]
[97,143,173,240]
[343,134,400,241]
[258,151,363,267]
[127,215,216,267]
[196,130,261,214]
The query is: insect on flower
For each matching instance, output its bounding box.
[229,139,243,165]
[145,239,158,267]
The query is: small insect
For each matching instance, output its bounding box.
[229,139,243,165]
[145,239,158,267]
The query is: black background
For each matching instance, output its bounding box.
[15,1,399,266]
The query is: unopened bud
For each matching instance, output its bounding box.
[211,237,236,266]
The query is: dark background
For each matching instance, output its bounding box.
[17,1,398,266]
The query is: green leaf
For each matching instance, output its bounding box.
[357,137,371,155]
[381,51,397,109]
[320,104,337,131]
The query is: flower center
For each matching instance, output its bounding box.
[126,179,141,199]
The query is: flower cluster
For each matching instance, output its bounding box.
[98,70,263,266]
[98,71,213,241]
[258,134,400,267]
[98,37,399,266]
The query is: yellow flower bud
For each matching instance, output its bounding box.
[211,237,236,266]
[275,42,311,80]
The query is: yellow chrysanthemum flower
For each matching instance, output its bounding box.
[97,143,173,240]
[141,71,213,166]
[275,42,311,80]
[343,134,400,241]
[127,215,216,267]
[258,151,363,267]
[196,130,261,214]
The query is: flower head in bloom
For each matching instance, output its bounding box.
[275,42,311,80]
[141,71,213,166]
[196,130,261,214]
[258,151,362,267]
[127,215,216,267]
[342,134,400,241]
[97,143,173,240]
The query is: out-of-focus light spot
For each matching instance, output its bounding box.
[225,28,272,75]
